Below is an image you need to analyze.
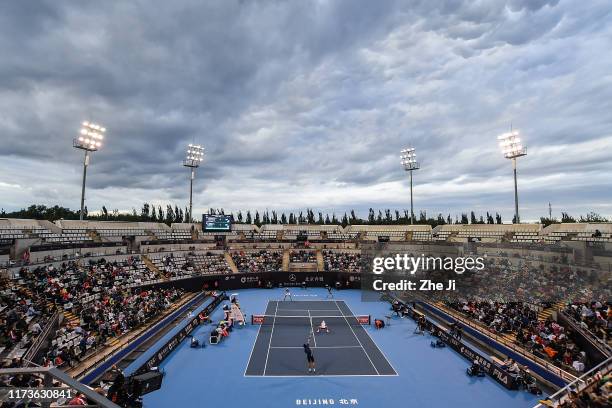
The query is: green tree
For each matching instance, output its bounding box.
[341,213,349,228]
[141,203,150,220]
[470,211,477,224]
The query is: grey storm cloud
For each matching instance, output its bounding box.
[0,0,611,221]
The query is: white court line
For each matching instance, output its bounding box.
[243,305,265,376]
[353,320,400,376]
[308,309,317,347]
[338,300,400,376]
[275,309,340,312]
[262,301,279,376]
[278,299,341,301]
[270,346,362,349]
[248,300,397,378]
[335,300,380,375]
[245,373,398,378]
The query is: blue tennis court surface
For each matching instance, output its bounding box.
[143,288,544,408]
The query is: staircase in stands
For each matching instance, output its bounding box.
[224,253,239,274]
[316,250,324,271]
[17,283,79,328]
[282,249,290,271]
[538,301,566,321]
[145,230,158,241]
[141,255,166,280]
[87,230,102,243]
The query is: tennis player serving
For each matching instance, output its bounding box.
[303,342,316,373]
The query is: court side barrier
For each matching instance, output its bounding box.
[80,292,211,384]
[433,323,519,389]
[123,271,362,292]
[132,292,227,375]
[416,301,574,388]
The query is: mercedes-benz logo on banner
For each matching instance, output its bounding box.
[289,274,297,282]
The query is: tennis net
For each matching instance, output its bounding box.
[251,314,371,326]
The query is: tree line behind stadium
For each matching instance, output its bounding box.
[2,203,609,227]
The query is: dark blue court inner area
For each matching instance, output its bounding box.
[245,300,397,376]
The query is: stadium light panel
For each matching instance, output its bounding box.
[183,144,205,168]
[400,146,420,224]
[497,129,527,224]
[183,143,205,223]
[73,121,105,152]
[73,120,107,221]
[497,130,526,159]
[400,147,420,171]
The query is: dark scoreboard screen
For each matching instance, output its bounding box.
[202,214,232,232]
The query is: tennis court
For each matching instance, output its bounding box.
[144,288,543,408]
[245,300,397,376]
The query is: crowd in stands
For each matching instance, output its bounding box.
[231,250,282,273]
[0,278,52,365]
[564,302,612,346]
[1,257,186,369]
[323,251,361,273]
[44,288,184,369]
[18,257,156,301]
[290,250,316,263]
[447,300,588,374]
[155,254,190,278]
[552,367,611,407]
[0,368,133,407]
[154,252,229,278]
[188,253,230,275]
[432,255,610,304]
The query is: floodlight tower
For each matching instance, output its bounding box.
[73,121,106,221]
[400,147,420,225]
[182,144,204,223]
[498,130,527,223]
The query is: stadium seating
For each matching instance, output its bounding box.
[231,250,283,273]
[2,217,610,391]
[0,219,76,246]
[4,218,612,250]
[322,250,361,273]
[563,302,612,348]
[148,252,230,277]
[433,224,542,244]
[542,223,612,244]
[346,225,432,241]
[446,300,589,374]
[3,255,189,367]
[289,250,317,263]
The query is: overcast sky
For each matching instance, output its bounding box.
[1,0,611,222]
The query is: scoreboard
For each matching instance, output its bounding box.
[202,214,232,232]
